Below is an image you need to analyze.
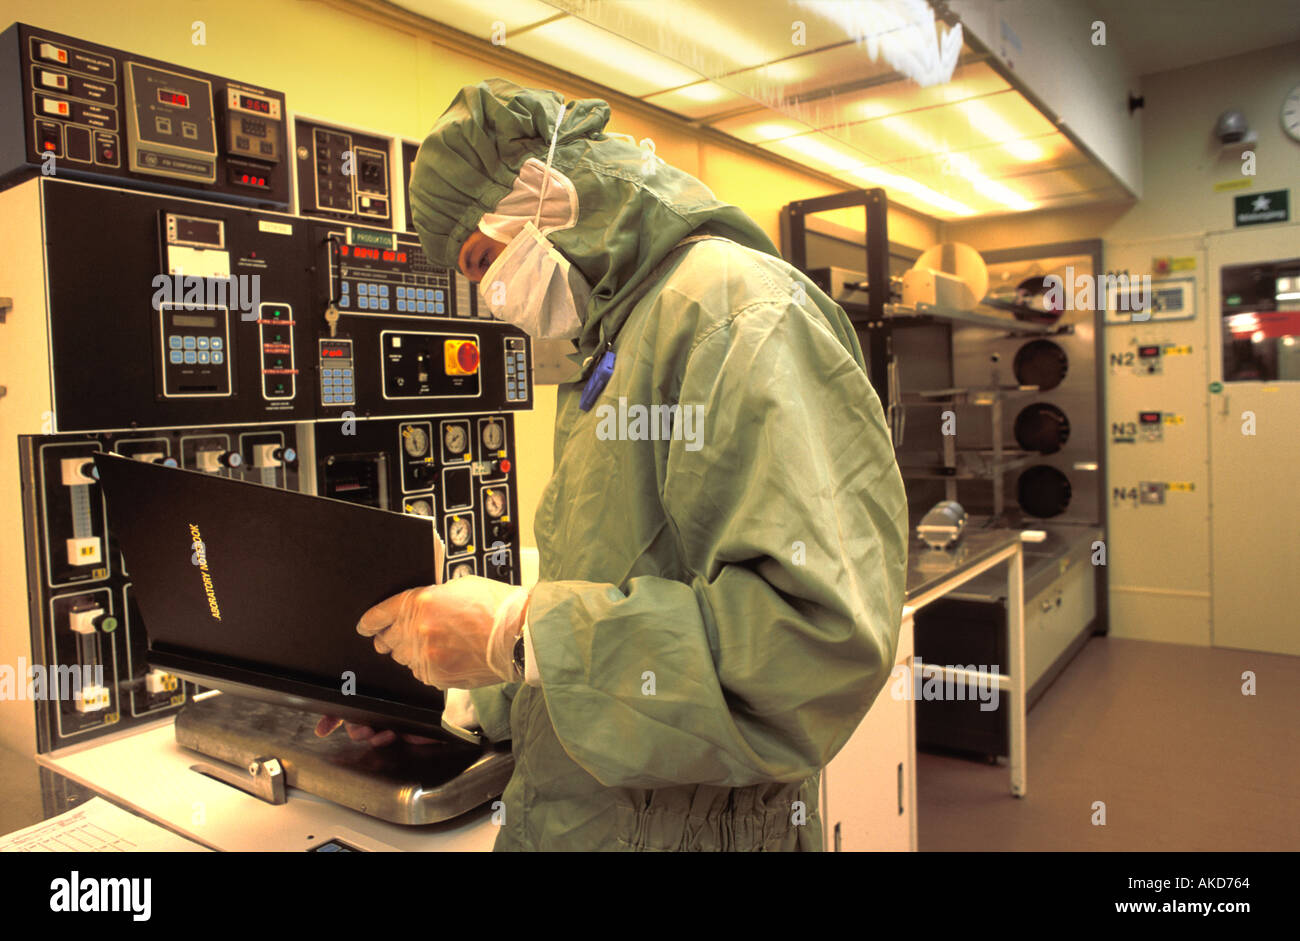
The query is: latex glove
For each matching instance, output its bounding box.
[312,716,439,747]
[357,576,528,689]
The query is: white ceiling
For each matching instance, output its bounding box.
[394,0,1152,219]
[1089,0,1300,77]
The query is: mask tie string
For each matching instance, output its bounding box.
[534,102,567,231]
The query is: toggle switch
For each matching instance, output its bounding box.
[66,536,103,567]
[61,457,97,486]
[75,685,111,714]
[69,604,116,634]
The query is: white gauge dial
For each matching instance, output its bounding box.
[444,424,467,454]
[484,488,506,518]
[481,421,504,451]
[403,425,429,457]
[448,516,471,547]
[405,499,431,516]
[450,562,473,580]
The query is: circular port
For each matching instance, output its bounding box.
[1013,340,1069,392]
[1014,403,1071,454]
[1017,465,1072,518]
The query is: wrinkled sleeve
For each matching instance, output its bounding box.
[526,298,909,789]
[467,682,519,743]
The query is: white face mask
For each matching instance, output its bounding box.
[476,101,591,340]
[478,221,590,340]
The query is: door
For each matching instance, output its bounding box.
[1206,225,1300,655]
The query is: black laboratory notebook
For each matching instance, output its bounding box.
[94,452,456,738]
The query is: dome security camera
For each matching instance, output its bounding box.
[1214,109,1250,144]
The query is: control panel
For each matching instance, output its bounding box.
[312,221,532,418]
[0,23,289,208]
[16,427,301,751]
[295,118,392,226]
[38,177,316,430]
[315,415,521,584]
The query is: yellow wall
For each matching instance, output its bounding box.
[5,0,907,547]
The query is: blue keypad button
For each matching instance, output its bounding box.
[197,337,209,350]
[341,281,349,293]
[397,286,406,298]
[183,336,196,350]
[380,299,389,310]
[380,284,389,296]
[168,335,182,350]
[416,302,426,313]
[368,283,378,295]
[342,369,352,378]
[324,394,335,404]
[435,290,444,301]
[184,351,197,364]
[359,297,370,309]
[340,296,350,308]
[397,300,407,311]
[197,350,210,364]
[212,351,224,365]
[434,303,445,313]
[323,369,333,377]
[211,337,223,350]
[413,288,423,300]
[169,350,183,364]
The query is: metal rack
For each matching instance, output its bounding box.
[894,384,1041,518]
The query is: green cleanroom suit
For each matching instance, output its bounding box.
[409,79,908,851]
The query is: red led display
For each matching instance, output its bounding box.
[157,89,189,108]
[239,94,271,114]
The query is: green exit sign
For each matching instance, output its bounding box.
[1234,189,1289,226]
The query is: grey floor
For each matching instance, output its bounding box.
[917,636,1300,851]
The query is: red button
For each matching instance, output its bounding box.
[499,459,511,474]
[456,342,479,373]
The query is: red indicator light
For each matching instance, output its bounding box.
[241,173,249,183]
[499,460,511,474]
[457,342,479,373]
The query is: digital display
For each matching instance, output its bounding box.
[173,313,218,328]
[323,348,344,357]
[158,88,189,108]
[1138,346,1160,357]
[1139,412,1161,424]
[239,94,271,114]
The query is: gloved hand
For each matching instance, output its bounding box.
[312,716,440,747]
[356,575,528,689]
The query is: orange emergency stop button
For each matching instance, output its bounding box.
[444,339,480,375]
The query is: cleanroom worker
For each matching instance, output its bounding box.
[317,79,909,851]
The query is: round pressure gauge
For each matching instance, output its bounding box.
[444,424,467,454]
[405,498,431,516]
[450,562,473,580]
[402,425,429,457]
[481,421,504,451]
[448,516,471,547]
[483,488,506,518]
